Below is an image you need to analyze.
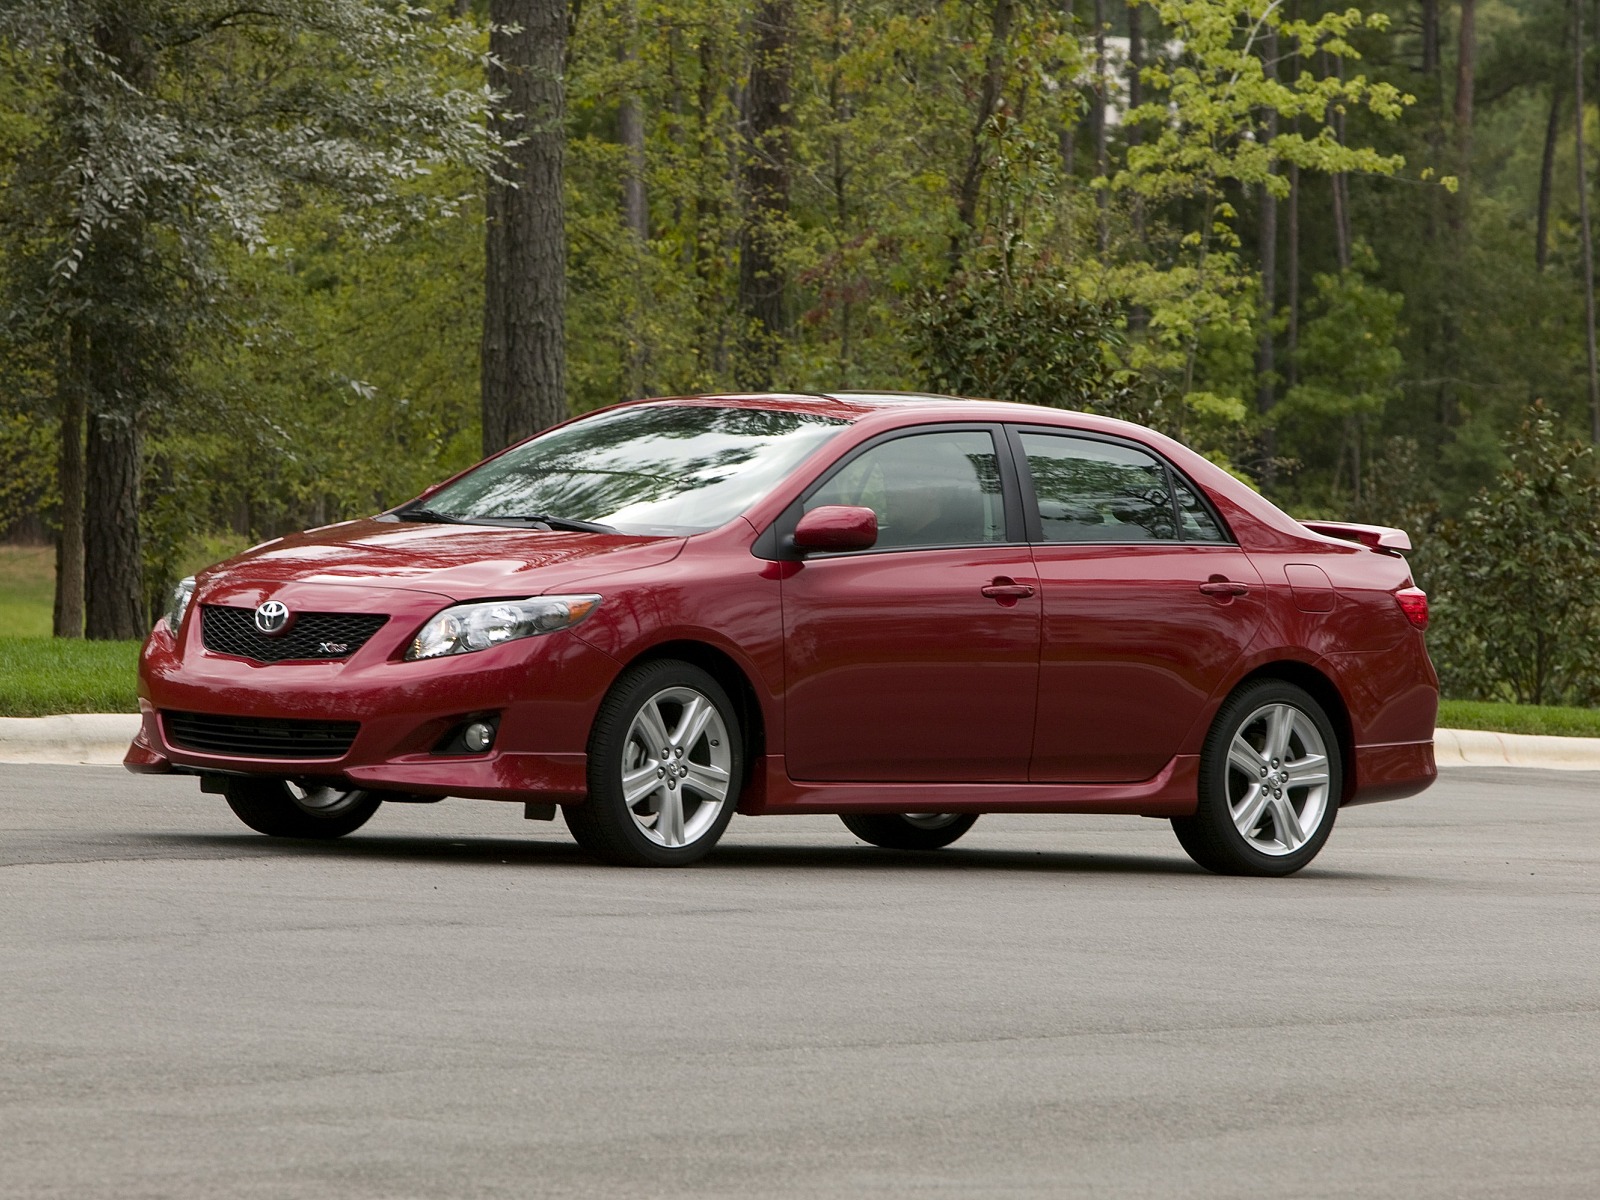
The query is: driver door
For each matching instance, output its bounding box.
[779,427,1041,783]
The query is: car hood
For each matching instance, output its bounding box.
[200,518,686,602]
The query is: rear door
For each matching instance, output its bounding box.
[1012,427,1264,783]
[777,425,1041,782]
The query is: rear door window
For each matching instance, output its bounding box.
[1015,431,1229,544]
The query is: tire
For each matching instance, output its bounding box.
[224,778,381,839]
[565,660,743,866]
[840,812,978,850]
[1171,679,1342,877]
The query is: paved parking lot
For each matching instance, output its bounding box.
[2,764,1597,1198]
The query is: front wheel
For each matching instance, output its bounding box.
[224,778,381,839]
[840,812,978,850]
[1171,680,1341,877]
[565,660,743,866]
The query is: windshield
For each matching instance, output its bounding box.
[415,404,849,536]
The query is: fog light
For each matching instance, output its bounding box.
[462,722,496,753]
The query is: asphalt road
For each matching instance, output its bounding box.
[2,766,1597,1199]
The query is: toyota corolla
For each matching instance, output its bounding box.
[126,393,1438,874]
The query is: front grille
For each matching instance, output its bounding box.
[201,605,388,663]
[162,711,360,759]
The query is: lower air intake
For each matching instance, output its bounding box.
[162,711,360,759]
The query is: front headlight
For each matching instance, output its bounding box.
[166,576,196,633]
[406,595,602,661]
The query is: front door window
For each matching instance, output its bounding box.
[806,430,1006,549]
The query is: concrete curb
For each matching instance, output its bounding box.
[2,714,1600,772]
[0,713,141,765]
[1432,727,1600,772]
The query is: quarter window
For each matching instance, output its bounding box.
[806,430,1005,549]
[1174,479,1226,541]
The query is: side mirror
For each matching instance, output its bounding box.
[793,505,878,553]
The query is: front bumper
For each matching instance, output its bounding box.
[126,580,621,804]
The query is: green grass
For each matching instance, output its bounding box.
[0,546,141,715]
[1436,699,1600,739]
[0,545,54,638]
[0,635,141,717]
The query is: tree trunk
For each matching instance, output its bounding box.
[1420,0,1439,77]
[1126,2,1143,125]
[953,0,1016,268]
[1323,53,1351,271]
[828,0,852,381]
[482,0,568,456]
[1286,113,1300,389]
[1127,1,1144,243]
[1256,29,1279,427]
[1093,0,1109,255]
[79,16,153,641]
[1329,174,1351,272]
[692,32,725,377]
[618,0,649,397]
[736,0,796,390]
[1536,86,1563,271]
[53,327,85,639]
[1454,0,1476,202]
[1350,416,1362,504]
[619,0,648,242]
[1576,0,1600,441]
[83,404,145,640]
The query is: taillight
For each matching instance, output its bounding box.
[1395,587,1428,630]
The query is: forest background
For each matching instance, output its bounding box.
[2,0,1599,707]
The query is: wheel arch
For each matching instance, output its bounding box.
[1228,661,1356,805]
[620,640,768,778]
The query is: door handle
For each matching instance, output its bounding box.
[981,578,1036,601]
[1198,579,1250,597]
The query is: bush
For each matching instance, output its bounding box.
[909,265,1138,417]
[1428,404,1600,706]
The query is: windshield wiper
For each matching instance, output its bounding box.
[398,507,469,524]
[398,506,618,534]
[506,513,620,534]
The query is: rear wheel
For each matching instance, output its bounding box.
[840,812,978,850]
[565,660,742,866]
[1171,680,1341,876]
[223,778,381,839]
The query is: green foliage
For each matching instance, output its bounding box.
[1122,1,1408,207]
[145,184,487,579]
[0,411,53,533]
[1274,263,1405,506]
[1285,268,1404,421]
[1429,405,1600,707]
[909,262,1134,415]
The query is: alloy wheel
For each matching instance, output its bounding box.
[1223,702,1331,857]
[619,686,733,849]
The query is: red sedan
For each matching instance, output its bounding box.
[126,393,1437,874]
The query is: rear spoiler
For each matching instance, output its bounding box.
[1300,520,1412,554]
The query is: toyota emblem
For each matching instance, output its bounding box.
[254,600,291,635]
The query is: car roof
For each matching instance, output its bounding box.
[635,390,1114,425]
